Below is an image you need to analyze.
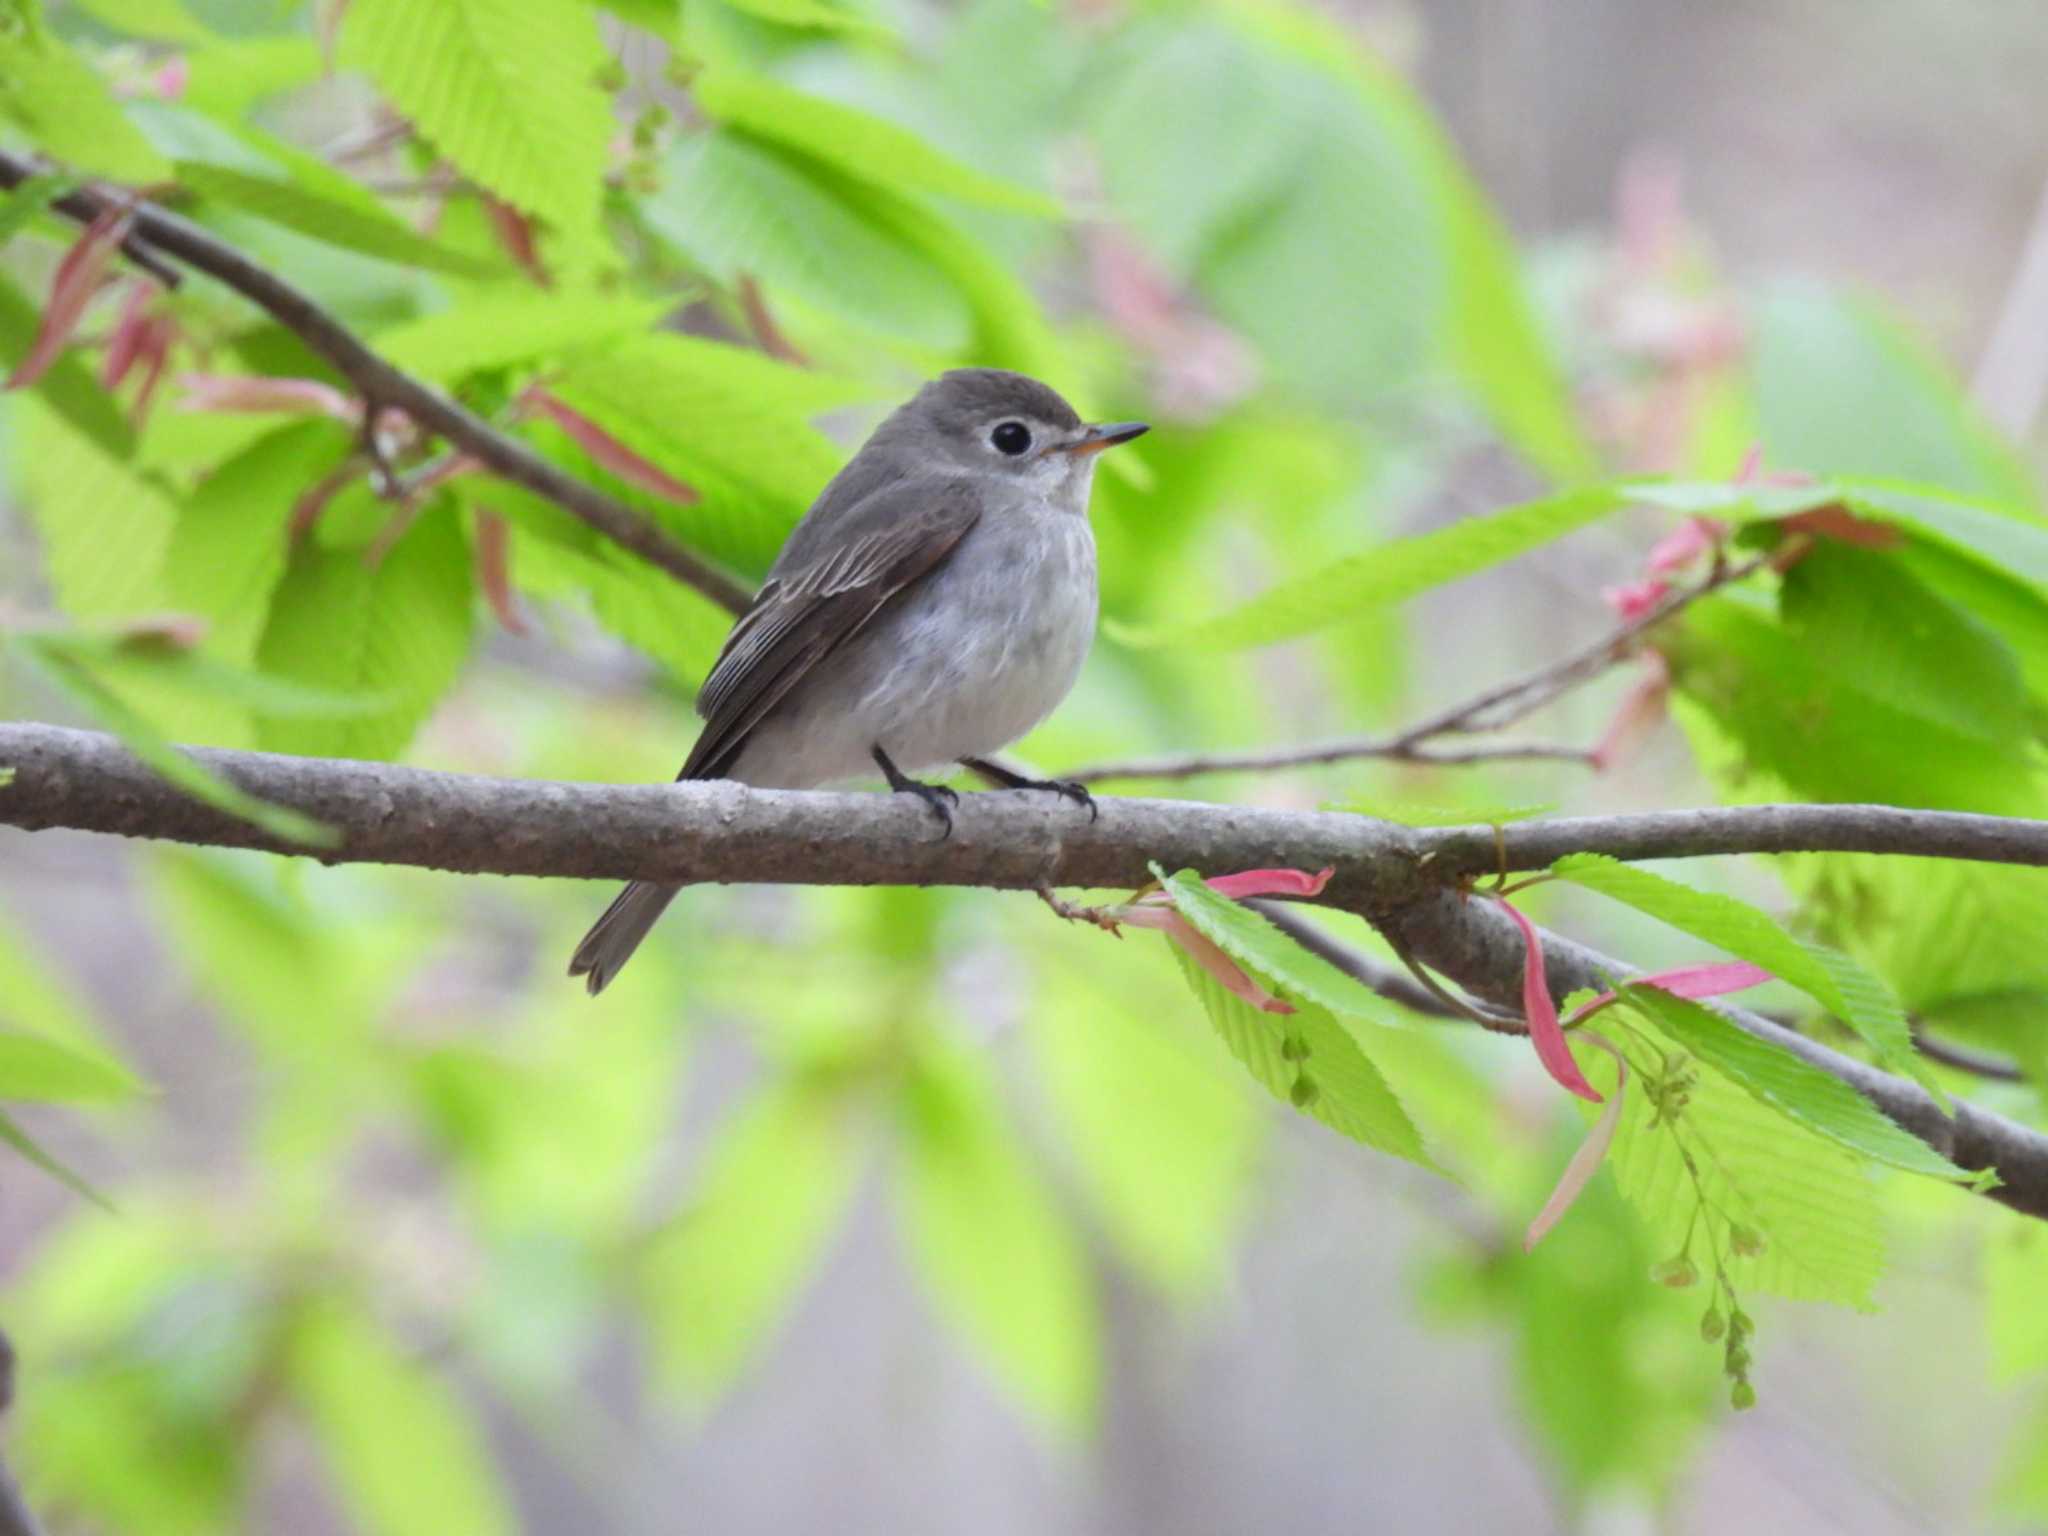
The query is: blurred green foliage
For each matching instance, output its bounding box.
[2,0,2048,1529]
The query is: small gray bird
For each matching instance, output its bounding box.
[570,368,1147,993]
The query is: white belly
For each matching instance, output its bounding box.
[728,510,1098,789]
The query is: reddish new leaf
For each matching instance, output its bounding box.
[524,389,699,505]
[1495,896,1602,1102]
[8,204,134,389]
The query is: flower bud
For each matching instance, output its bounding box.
[1729,1225,1766,1258]
[1289,1075,1320,1110]
[1651,1257,1699,1289]
[1280,1034,1311,1063]
[1730,1379,1757,1411]
[1700,1308,1725,1342]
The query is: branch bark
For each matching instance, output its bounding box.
[0,151,754,617]
[8,719,2048,1217]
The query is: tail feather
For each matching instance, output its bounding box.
[568,880,682,995]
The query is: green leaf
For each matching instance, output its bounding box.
[895,1041,1098,1432]
[638,1076,862,1399]
[0,275,136,463]
[1837,479,2048,597]
[1169,948,1433,1169]
[175,160,502,277]
[1778,542,2028,747]
[1667,596,2038,814]
[712,0,883,33]
[68,0,212,43]
[0,1029,142,1102]
[0,26,173,181]
[1551,853,1942,1100]
[1110,484,1627,650]
[1028,952,1261,1297]
[690,69,1059,216]
[1159,867,1409,1026]
[0,169,67,247]
[547,333,867,578]
[290,1298,514,1536]
[0,916,107,1052]
[1622,987,1964,1181]
[647,132,973,352]
[255,504,476,761]
[181,35,323,117]
[15,634,336,844]
[0,1104,110,1205]
[1751,280,2035,506]
[165,420,352,664]
[340,0,613,235]
[1593,1016,1887,1307]
[508,532,731,685]
[373,290,674,381]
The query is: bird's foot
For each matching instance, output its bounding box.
[873,746,959,838]
[958,757,1098,822]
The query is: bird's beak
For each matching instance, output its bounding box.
[1058,420,1150,456]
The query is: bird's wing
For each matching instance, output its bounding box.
[678,477,983,781]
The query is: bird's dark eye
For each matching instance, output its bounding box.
[990,420,1033,456]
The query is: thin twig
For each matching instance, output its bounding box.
[1067,737,1593,785]
[1912,1028,2026,1084]
[0,150,754,616]
[1071,551,1769,786]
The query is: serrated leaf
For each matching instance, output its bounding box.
[255,503,475,761]
[1623,988,1964,1181]
[639,1076,862,1399]
[340,0,613,235]
[164,420,351,663]
[289,1299,514,1536]
[691,69,1059,217]
[1159,867,1407,1026]
[1110,485,1627,650]
[0,274,135,463]
[0,1029,142,1102]
[373,290,674,380]
[1778,542,2028,747]
[509,530,730,685]
[1592,1021,1886,1307]
[1552,853,1942,1101]
[1668,596,2036,814]
[0,27,173,181]
[547,333,866,577]
[1171,949,1433,1169]
[1837,479,2048,597]
[895,1041,1098,1432]
[181,35,322,116]
[648,132,973,352]
[176,161,502,277]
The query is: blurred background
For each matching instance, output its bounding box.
[3,0,2047,1531]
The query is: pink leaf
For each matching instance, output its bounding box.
[1779,503,1903,550]
[1496,897,1602,1102]
[1590,651,1671,773]
[524,389,700,505]
[483,194,549,287]
[1118,905,1294,1014]
[1525,1033,1629,1250]
[473,508,526,636]
[1561,960,1772,1029]
[1202,866,1334,901]
[150,55,189,101]
[178,373,358,421]
[100,280,154,390]
[1645,515,1725,575]
[1601,576,1670,623]
[7,203,134,390]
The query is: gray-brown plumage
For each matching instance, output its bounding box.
[570,369,1145,993]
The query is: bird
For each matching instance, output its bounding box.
[569,368,1148,993]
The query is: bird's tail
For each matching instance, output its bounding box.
[568,880,681,995]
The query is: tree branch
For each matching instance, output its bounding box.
[8,719,2048,1217]
[0,150,754,617]
[1069,551,1769,785]
[1368,889,2048,1221]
